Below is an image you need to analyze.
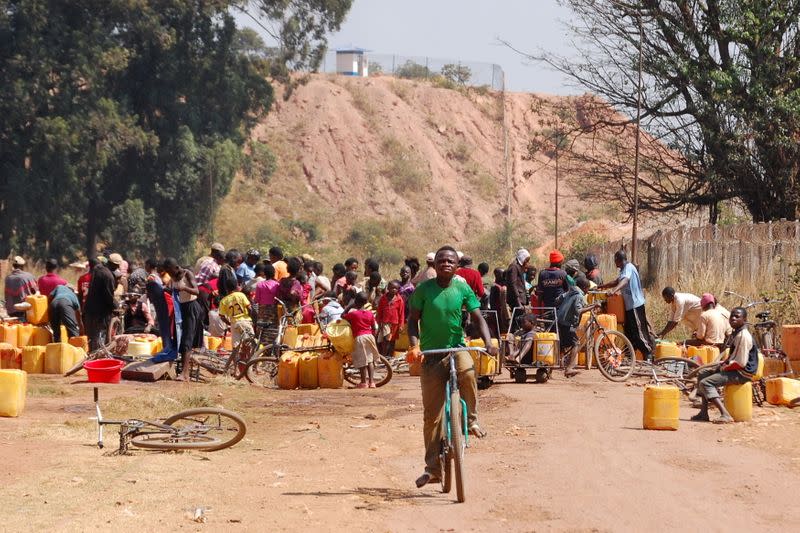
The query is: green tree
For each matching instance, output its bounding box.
[534,0,800,222]
[441,63,472,86]
[0,0,351,261]
[396,60,431,79]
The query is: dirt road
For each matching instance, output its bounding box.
[2,372,799,532]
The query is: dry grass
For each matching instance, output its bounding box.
[390,81,412,103]
[379,136,432,191]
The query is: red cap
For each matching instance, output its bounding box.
[700,293,715,307]
[549,250,564,264]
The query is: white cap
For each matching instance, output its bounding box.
[456,251,464,260]
[12,255,25,267]
[425,252,435,262]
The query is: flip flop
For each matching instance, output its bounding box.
[712,415,734,424]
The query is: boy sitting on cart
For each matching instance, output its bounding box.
[506,314,536,365]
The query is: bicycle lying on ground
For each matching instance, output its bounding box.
[189,324,258,382]
[64,338,134,377]
[92,387,246,453]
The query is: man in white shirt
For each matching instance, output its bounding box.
[656,287,702,338]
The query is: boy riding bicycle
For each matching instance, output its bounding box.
[407,246,498,488]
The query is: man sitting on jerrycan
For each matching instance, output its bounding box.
[691,307,759,424]
[406,246,498,489]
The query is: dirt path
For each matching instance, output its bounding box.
[2,373,799,532]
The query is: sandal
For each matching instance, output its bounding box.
[712,414,734,424]
[415,472,440,488]
[469,423,487,438]
[690,412,710,422]
[356,383,368,389]
[368,381,376,388]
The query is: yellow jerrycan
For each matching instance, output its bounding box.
[643,384,680,430]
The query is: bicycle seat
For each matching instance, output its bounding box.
[755,311,770,320]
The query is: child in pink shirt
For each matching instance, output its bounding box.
[342,292,379,388]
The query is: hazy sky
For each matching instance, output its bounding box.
[235,0,580,94]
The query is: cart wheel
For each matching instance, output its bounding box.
[514,368,527,383]
[477,376,493,390]
[535,368,549,383]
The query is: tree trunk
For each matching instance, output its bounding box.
[86,200,98,259]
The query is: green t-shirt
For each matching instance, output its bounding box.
[409,277,480,350]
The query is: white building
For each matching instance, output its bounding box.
[336,47,369,77]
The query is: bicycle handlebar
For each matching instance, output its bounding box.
[722,291,783,308]
[420,347,489,356]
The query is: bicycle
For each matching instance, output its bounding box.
[576,303,637,382]
[419,347,486,504]
[189,324,258,382]
[722,291,795,398]
[92,387,246,454]
[245,298,394,388]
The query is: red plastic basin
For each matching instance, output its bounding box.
[84,359,125,383]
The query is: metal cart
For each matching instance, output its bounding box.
[502,306,561,383]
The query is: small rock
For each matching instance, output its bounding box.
[364,413,377,420]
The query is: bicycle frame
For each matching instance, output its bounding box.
[93,387,174,453]
[420,347,488,446]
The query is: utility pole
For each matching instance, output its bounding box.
[631,11,643,265]
[554,150,559,249]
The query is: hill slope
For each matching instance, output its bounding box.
[215,74,656,264]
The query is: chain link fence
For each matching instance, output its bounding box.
[320,51,505,91]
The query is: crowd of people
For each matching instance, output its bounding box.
[3,242,757,424]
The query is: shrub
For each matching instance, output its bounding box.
[563,233,606,265]
[380,137,431,190]
[285,219,321,242]
[468,221,540,268]
[396,60,431,79]
[368,61,383,76]
[430,74,457,90]
[441,63,472,86]
[463,162,497,197]
[448,141,471,162]
[345,220,386,249]
[242,141,277,184]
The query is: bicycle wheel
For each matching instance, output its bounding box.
[343,354,394,387]
[191,349,228,374]
[231,339,256,380]
[162,408,247,451]
[130,433,223,450]
[449,390,466,503]
[652,356,700,377]
[245,356,278,388]
[594,330,636,382]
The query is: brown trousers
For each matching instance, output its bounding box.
[420,350,478,474]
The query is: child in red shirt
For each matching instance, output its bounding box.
[342,292,379,388]
[376,280,405,359]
